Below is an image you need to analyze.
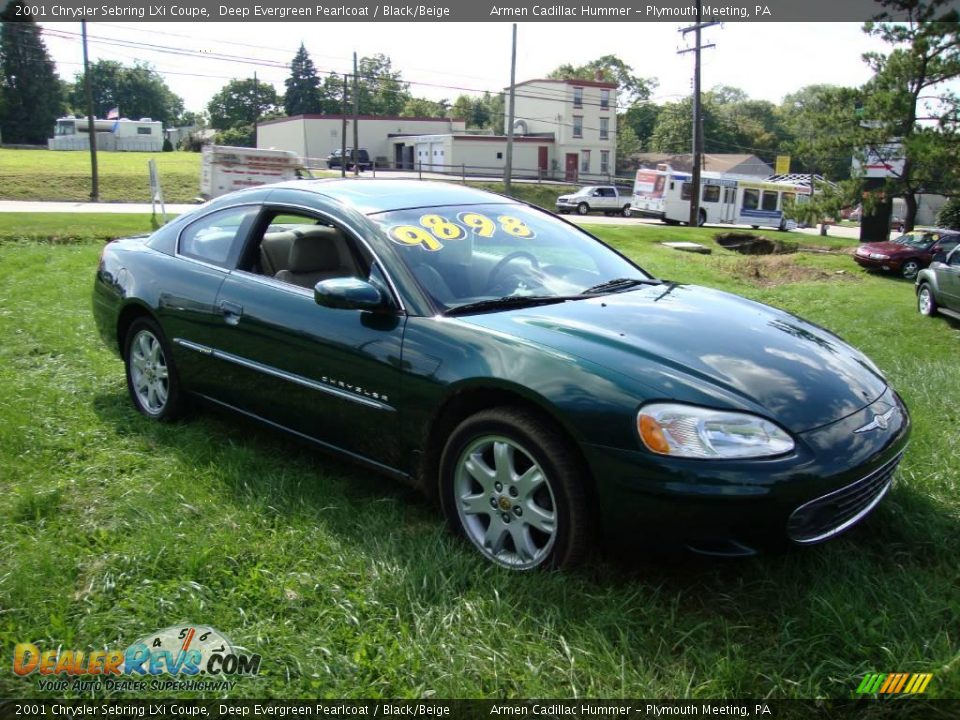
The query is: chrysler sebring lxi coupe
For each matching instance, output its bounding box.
[93,180,910,570]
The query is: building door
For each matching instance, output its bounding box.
[538,147,549,173]
[394,144,404,170]
[565,153,578,182]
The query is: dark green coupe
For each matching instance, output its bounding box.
[93,180,910,569]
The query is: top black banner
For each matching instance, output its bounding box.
[8,0,960,23]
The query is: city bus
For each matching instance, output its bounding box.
[632,165,810,230]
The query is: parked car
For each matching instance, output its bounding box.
[327,148,372,171]
[556,186,632,217]
[93,179,909,570]
[916,244,960,320]
[853,229,960,280]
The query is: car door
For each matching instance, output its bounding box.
[940,247,960,310]
[206,205,407,470]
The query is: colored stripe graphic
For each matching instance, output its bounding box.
[857,672,932,694]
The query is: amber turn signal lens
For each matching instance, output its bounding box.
[639,414,671,455]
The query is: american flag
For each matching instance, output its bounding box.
[106,107,119,120]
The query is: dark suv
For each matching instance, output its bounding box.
[327,148,372,171]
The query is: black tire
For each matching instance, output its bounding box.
[901,259,921,280]
[576,202,589,216]
[622,205,632,217]
[123,316,185,421]
[663,218,680,226]
[917,283,938,317]
[778,218,787,232]
[439,407,594,571]
[698,209,707,227]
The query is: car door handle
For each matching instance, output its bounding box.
[219,301,243,326]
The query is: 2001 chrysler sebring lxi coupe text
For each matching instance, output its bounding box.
[93,180,910,570]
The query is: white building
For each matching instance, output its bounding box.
[388,133,554,178]
[508,77,618,181]
[48,117,164,151]
[256,115,467,165]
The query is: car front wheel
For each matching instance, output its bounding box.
[918,284,938,317]
[440,407,593,570]
[622,205,631,217]
[124,317,184,420]
[902,259,921,280]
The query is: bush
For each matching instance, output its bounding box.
[214,125,255,148]
[162,138,174,152]
[935,198,960,229]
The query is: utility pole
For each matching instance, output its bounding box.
[678,3,717,227]
[341,74,348,179]
[81,21,99,201]
[252,71,259,147]
[504,23,517,196]
[352,52,360,176]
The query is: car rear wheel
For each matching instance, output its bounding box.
[124,317,184,421]
[621,205,631,217]
[902,259,921,280]
[577,202,589,215]
[918,284,938,317]
[440,407,593,570]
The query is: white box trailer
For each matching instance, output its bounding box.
[200,145,310,199]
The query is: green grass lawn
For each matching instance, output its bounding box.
[0,215,958,700]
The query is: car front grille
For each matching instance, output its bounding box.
[787,452,903,544]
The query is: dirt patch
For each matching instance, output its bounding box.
[727,256,860,287]
[715,231,798,255]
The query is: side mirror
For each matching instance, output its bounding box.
[314,277,388,311]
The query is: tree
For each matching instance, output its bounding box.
[616,115,641,170]
[547,54,656,105]
[284,43,322,116]
[207,78,279,132]
[354,54,410,115]
[778,84,859,180]
[0,3,63,144]
[622,103,660,151]
[855,0,960,229]
[400,97,448,118]
[67,60,183,126]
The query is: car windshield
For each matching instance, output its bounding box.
[370,203,650,312]
[894,232,935,249]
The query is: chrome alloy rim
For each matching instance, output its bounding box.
[453,435,557,569]
[903,261,919,279]
[130,329,169,415]
[919,287,932,314]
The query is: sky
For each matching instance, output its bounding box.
[36,21,891,114]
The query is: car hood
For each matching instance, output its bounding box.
[857,241,912,255]
[458,283,887,433]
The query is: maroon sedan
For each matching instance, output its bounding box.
[854,230,960,279]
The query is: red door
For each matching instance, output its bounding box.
[565,153,578,182]
[538,146,549,172]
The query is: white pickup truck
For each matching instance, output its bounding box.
[555,186,632,217]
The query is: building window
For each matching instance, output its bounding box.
[600,89,610,110]
[496,152,503,159]
[137,127,152,135]
[581,150,591,173]
[600,150,610,174]
[599,117,609,140]
[573,116,583,138]
[573,87,583,108]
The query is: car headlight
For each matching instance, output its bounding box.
[637,403,794,459]
[869,253,889,260]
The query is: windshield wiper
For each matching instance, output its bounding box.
[445,295,582,316]
[580,277,661,295]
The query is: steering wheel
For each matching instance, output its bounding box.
[485,251,542,294]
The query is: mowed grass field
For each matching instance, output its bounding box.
[0,213,958,701]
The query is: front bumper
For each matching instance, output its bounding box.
[582,388,910,551]
[854,253,902,272]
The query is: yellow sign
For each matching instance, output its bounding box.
[775,156,791,174]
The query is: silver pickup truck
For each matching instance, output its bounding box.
[555,186,632,217]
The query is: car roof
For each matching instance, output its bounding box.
[269,178,521,215]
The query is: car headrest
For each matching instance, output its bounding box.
[288,233,341,273]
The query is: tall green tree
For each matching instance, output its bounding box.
[67,60,183,126]
[207,77,279,132]
[547,54,656,105]
[354,54,410,115]
[856,0,960,229]
[284,43,322,116]
[0,3,63,144]
[778,84,859,180]
[400,97,448,118]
